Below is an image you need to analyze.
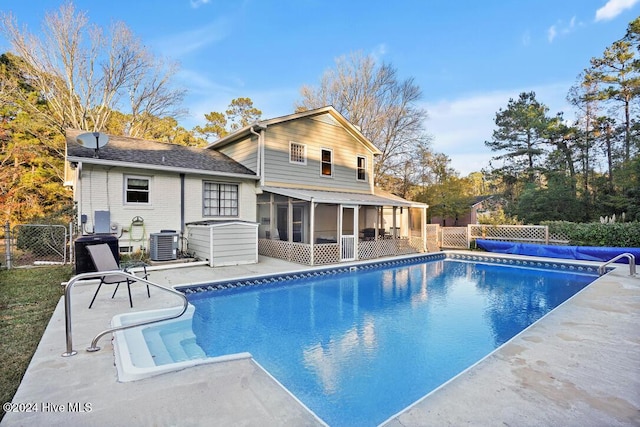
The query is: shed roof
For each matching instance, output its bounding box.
[65,129,257,179]
[262,186,428,208]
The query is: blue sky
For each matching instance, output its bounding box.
[1,1,638,175]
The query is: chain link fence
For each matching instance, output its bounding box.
[3,222,73,268]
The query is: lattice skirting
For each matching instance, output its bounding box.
[259,239,422,265]
[258,239,312,264]
[358,238,421,260]
[313,243,340,265]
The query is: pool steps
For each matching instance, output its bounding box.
[144,320,206,365]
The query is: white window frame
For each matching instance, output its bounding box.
[320,148,333,178]
[289,141,307,165]
[203,181,239,217]
[124,175,151,205]
[356,155,367,181]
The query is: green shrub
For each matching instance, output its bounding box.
[544,221,640,247]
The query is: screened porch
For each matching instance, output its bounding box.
[256,188,428,265]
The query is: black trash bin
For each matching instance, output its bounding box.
[74,234,119,274]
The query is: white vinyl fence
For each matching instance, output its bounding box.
[427,224,570,250]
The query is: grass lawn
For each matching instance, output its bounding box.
[0,265,72,421]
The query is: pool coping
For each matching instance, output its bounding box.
[2,252,639,426]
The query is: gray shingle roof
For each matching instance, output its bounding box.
[65,129,256,177]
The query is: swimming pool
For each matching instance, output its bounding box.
[113,253,600,426]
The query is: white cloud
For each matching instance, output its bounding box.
[595,0,640,21]
[371,43,388,61]
[177,68,298,129]
[522,30,531,46]
[547,16,579,43]
[424,83,574,176]
[547,25,557,43]
[190,0,211,9]
[153,17,231,57]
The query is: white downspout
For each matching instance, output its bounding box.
[250,124,267,188]
[77,162,83,235]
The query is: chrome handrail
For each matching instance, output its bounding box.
[62,270,189,357]
[598,253,636,277]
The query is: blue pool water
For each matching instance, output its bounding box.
[156,258,597,426]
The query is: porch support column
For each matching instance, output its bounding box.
[392,206,398,238]
[377,207,382,239]
[270,193,276,239]
[354,205,359,260]
[338,205,343,262]
[310,199,315,265]
[288,198,293,242]
[421,206,427,252]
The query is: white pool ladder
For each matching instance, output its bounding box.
[598,253,636,276]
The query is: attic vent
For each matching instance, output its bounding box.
[312,114,340,127]
[149,232,178,261]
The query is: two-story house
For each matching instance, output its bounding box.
[65,106,428,266]
[208,106,428,264]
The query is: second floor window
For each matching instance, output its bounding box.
[203,182,238,217]
[357,156,366,181]
[290,142,306,164]
[321,149,333,177]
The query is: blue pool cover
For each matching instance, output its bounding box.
[476,239,640,264]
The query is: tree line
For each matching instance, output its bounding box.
[1,2,637,227]
[0,3,436,226]
[482,18,639,224]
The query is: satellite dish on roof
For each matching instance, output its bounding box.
[76,132,109,158]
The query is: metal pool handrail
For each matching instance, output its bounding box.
[598,253,636,277]
[62,270,189,357]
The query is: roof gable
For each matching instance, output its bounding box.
[207,106,382,155]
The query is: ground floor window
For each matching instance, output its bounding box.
[203,182,238,217]
[124,175,150,204]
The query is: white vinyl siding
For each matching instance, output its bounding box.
[289,141,307,165]
[187,222,258,267]
[321,148,333,177]
[263,117,374,192]
[216,135,258,173]
[357,156,367,181]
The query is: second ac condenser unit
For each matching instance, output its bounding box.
[149,232,178,261]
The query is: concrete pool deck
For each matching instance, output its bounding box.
[2,252,639,426]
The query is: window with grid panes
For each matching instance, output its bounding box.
[357,156,366,181]
[321,149,333,177]
[289,142,306,164]
[203,182,238,216]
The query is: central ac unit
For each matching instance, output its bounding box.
[150,232,178,261]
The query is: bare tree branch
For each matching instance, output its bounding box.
[296,52,430,185]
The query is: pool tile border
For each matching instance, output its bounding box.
[178,252,601,295]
